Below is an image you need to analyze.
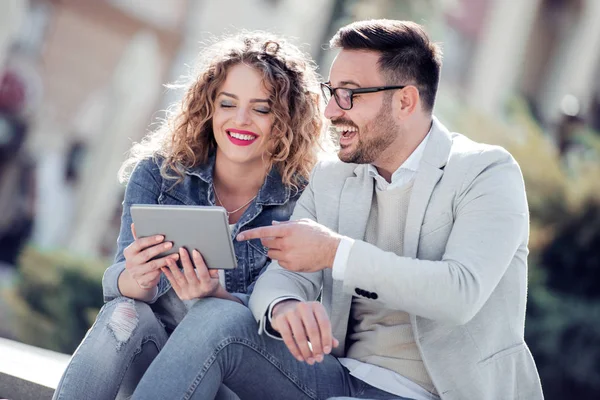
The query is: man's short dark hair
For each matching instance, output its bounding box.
[330,19,443,112]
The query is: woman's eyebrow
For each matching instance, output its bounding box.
[219,92,270,103]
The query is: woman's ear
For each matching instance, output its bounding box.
[393,85,420,119]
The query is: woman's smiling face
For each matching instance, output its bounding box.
[212,63,274,168]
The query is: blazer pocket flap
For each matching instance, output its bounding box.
[478,343,526,366]
[420,212,453,237]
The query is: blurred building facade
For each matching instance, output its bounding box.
[443,0,600,129]
[347,0,600,130]
[2,0,336,259]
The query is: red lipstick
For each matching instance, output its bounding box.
[226,129,259,147]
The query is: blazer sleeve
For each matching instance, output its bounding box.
[342,148,529,325]
[249,164,324,327]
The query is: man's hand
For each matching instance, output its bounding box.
[271,300,339,365]
[236,219,342,272]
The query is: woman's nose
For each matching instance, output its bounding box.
[235,107,251,126]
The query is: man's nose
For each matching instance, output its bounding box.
[324,97,344,120]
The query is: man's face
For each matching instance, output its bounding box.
[324,50,399,165]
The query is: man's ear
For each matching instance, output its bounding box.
[393,86,420,119]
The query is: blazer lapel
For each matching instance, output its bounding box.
[403,117,452,258]
[331,165,373,346]
[338,164,373,240]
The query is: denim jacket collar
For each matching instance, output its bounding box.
[183,153,216,184]
[182,153,291,206]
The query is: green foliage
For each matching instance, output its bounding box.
[542,202,600,299]
[4,247,106,353]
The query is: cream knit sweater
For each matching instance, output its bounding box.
[346,182,437,394]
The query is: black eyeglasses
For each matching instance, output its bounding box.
[320,82,406,110]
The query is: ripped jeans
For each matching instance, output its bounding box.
[52,295,239,400]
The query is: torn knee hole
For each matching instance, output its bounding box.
[107,299,139,347]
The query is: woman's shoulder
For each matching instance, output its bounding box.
[289,175,308,200]
[128,155,167,186]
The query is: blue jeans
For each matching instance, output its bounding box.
[52,296,239,400]
[131,297,411,400]
[53,297,169,400]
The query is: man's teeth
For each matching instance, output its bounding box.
[229,132,256,141]
[335,125,358,134]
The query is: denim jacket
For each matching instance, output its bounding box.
[102,154,301,308]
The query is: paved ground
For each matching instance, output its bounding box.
[0,337,69,400]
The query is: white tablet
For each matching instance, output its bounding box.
[130,205,237,270]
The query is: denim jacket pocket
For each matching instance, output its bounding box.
[247,240,270,282]
[248,239,268,256]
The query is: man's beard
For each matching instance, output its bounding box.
[338,101,397,165]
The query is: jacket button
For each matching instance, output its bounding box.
[355,288,362,296]
[371,292,378,300]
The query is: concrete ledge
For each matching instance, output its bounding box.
[0,338,70,400]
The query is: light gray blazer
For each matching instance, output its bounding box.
[249,117,544,400]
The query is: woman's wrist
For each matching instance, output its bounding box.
[118,269,157,302]
[213,284,229,299]
[213,285,243,304]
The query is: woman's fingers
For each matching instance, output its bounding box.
[147,253,179,272]
[137,241,172,265]
[192,250,211,282]
[159,248,223,301]
[180,248,200,285]
[161,266,178,291]
[166,257,186,288]
[137,269,161,289]
[124,234,164,260]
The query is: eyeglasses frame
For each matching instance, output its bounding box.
[320,82,406,110]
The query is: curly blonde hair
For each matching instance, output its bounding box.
[119,31,329,191]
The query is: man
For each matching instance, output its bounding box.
[132,19,543,400]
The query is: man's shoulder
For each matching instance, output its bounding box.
[310,157,359,184]
[448,132,515,167]
[443,131,522,192]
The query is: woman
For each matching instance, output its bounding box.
[53,31,328,400]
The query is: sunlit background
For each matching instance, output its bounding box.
[1,0,599,398]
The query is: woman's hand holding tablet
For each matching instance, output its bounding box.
[118,224,181,300]
[161,247,223,300]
